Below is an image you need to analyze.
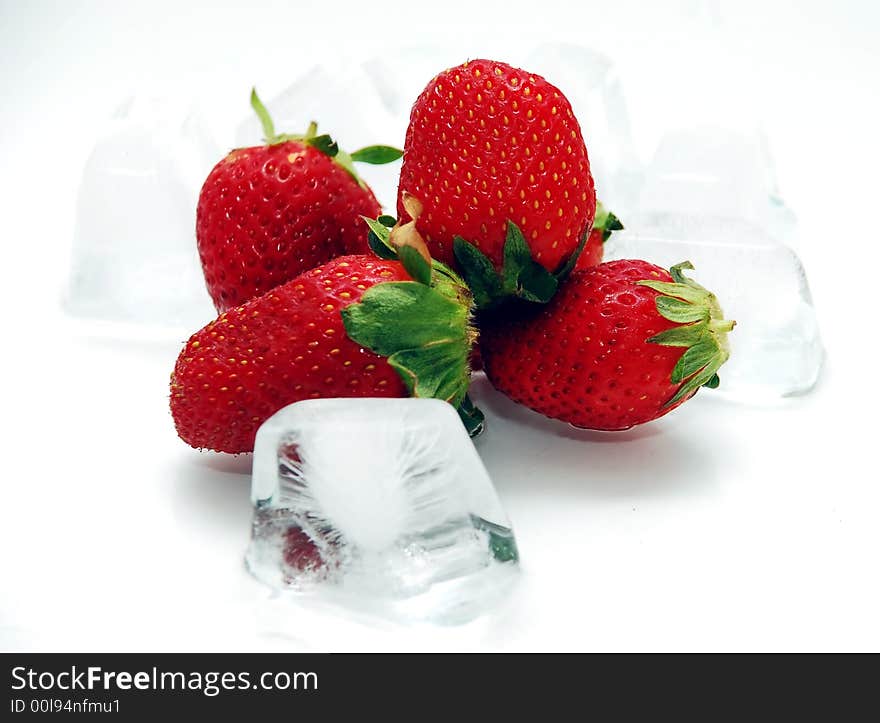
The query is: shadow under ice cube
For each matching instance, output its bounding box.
[245,398,519,623]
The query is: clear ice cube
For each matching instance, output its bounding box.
[64,96,220,329]
[607,127,824,400]
[636,127,798,244]
[245,398,519,623]
[605,212,824,400]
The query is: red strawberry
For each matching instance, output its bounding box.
[197,89,402,312]
[396,59,596,300]
[575,201,623,271]
[463,201,619,374]
[170,250,478,453]
[283,527,325,573]
[576,228,606,270]
[481,260,734,430]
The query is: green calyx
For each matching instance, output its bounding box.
[637,261,736,407]
[249,88,402,188]
[451,199,619,311]
[342,216,483,437]
[593,201,624,244]
[453,221,588,310]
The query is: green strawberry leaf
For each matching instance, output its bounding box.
[552,226,589,283]
[451,219,607,309]
[590,201,625,244]
[501,222,559,302]
[641,261,735,408]
[457,394,485,438]
[703,373,721,389]
[601,211,624,243]
[307,134,339,158]
[654,295,710,324]
[432,259,473,305]
[398,244,433,286]
[453,223,561,309]
[378,215,397,227]
[350,146,404,164]
[501,222,533,294]
[363,216,398,260]
[343,282,464,350]
[666,360,723,407]
[363,216,392,243]
[592,201,610,228]
[638,280,708,304]
[342,280,477,425]
[368,234,398,260]
[517,261,558,303]
[454,236,504,309]
[671,339,718,383]
[647,322,708,347]
[388,343,467,406]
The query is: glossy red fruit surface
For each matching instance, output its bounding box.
[575,227,605,270]
[170,255,410,453]
[197,142,380,312]
[482,260,697,430]
[398,58,596,272]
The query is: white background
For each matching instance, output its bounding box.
[1,0,878,651]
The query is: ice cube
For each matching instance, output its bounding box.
[605,212,824,401]
[245,397,519,623]
[64,96,220,329]
[636,128,797,244]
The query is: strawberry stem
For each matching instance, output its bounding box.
[248,88,401,187]
[250,87,276,143]
[251,88,320,146]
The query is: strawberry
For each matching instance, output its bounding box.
[197,89,402,312]
[459,201,618,374]
[396,59,596,306]
[170,243,479,454]
[575,201,623,271]
[283,527,324,573]
[481,260,735,430]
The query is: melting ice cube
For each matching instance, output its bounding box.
[64,96,220,329]
[245,398,519,623]
[636,127,797,243]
